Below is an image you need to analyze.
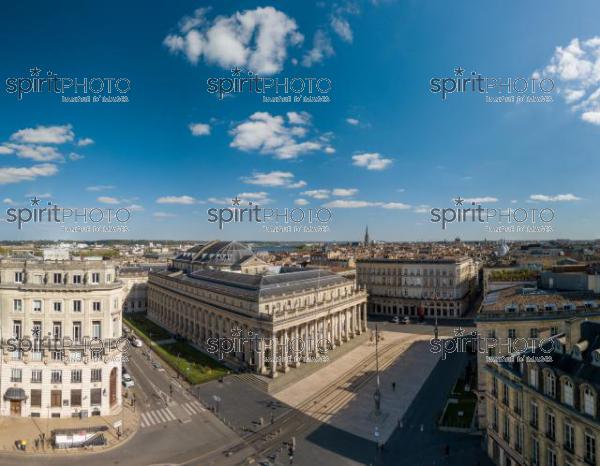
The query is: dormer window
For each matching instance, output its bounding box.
[525,305,537,312]
[544,371,556,398]
[505,305,517,313]
[584,386,595,416]
[529,367,538,388]
[563,379,574,407]
[563,303,576,311]
[544,304,556,312]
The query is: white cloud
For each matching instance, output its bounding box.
[68,152,84,161]
[286,111,311,125]
[463,197,499,204]
[332,188,358,196]
[324,147,336,154]
[153,212,176,218]
[164,6,303,75]
[323,199,411,209]
[237,191,272,204]
[302,30,334,67]
[0,163,58,184]
[324,199,376,208]
[539,37,600,125]
[242,171,306,188]
[10,124,74,144]
[302,189,331,199]
[380,202,411,209]
[77,137,94,147]
[352,152,392,170]
[97,196,120,205]
[3,144,63,162]
[294,198,309,206]
[230,112,330,159]
[189,122,211,136]
[86,185,115,192]
[156,195,198,205]
[3,198,14,204]
[124,204,144,212]
[331,16,353,43]
[346,118,360,126]
[529,193,582,202]
[0,146,14,155]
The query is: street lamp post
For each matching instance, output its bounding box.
[373,324,381,415]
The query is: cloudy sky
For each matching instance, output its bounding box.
[1,1,600,241]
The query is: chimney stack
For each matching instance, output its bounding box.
[564,318,581,353]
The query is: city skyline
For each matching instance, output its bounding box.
[2,1,600,241]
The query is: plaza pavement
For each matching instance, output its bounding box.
[274,331,440,444]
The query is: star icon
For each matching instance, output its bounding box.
[30,67,41,77]
[454,66,465,76]
[454,327,465,337]
[231,67,241,76]
[31,328,40,338]
[232,197,241,206]
[454,196,464,206]
[30,197,40,206]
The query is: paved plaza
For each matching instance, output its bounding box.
[275,331,440,443]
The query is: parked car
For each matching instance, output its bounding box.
[131,339,143,348]
[391,316,400,324]
[402,316,410,325]
[122,373,135,388]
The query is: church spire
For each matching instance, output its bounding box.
[364,225,370,246]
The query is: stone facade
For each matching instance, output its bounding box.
[356,257,477,318]
[147,264,368,377]
[0,256,123,418]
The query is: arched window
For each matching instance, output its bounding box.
[584,386,596,416]
[563,378,574,407]
[544,371,556,398]
[529,367,539,389]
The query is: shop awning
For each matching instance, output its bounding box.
[4,388,27,401]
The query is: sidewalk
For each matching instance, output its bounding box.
[0,395,140,455]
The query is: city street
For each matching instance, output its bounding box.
[0,322,489,466]
[0,343,247,466]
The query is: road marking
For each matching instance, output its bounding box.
[164,407,176,421]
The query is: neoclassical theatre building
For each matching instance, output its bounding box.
[147,242,368,377]
[0,252,123,418]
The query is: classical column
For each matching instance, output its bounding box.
[337,312,343,345]
[256,332,265,375]
[292,326,300,367]
[270,333,278,378]
[313,319,318,357]
[282,329,289,372]
[362,303,368,331]
[356,305,362,335]
[303,324,309,362]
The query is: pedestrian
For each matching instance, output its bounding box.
[34,439,39,450]
[392,381,396,391]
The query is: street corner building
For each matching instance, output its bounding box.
[147,241,368,377]
[356,256,478,319]
[0,250,124,418]
[483,319,600,466]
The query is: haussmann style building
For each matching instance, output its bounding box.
[0,252,124,418]
[356,256,478,319]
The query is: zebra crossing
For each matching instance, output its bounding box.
[140,401,205,429]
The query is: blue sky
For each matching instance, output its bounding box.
[1,0,600,241]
